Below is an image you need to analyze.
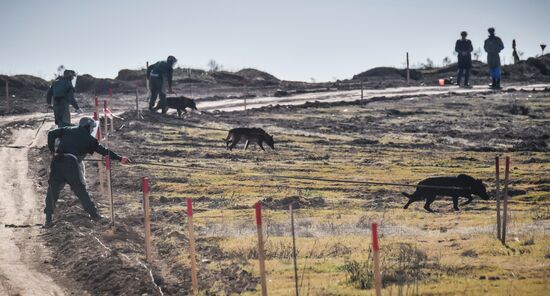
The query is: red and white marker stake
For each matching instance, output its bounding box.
[103,100,109,138]
[255,202,268,296]
[187,198,198,294]
[372,223,382,296]
[502,156,510,244]
[142,177,152,263]
[108,88,114,133]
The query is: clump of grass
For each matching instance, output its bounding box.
[532,204,550,220]
[339,251,374,289]
[521,237,535,246]
[461,249,479,257]
[382,243,435,286]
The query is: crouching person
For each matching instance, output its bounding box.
[44,117,129,227]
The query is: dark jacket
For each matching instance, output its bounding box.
[48,126,121,161]
[455,39,473,69]
[46,78,79,109]
[484,35,504,68]
[147,61,174,88]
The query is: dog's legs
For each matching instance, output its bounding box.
[452,196,460,211]
[258,141,266,151]
[424,195,436,212]
[462,195,473,206]
[244,140,250,151]
[229,137,239,151]
[403,198,415,209]
[177,109,182,117]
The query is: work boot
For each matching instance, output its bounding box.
[43,214,53,228]
[90,212,104,221]
[490,78,497,89]
[161,106,168,114]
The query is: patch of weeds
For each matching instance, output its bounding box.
[532,204,550,220]
[461,249,479,257]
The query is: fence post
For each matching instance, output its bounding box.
[142,177,152,263]
[360,80,364,102]
[255,202,268,296]
[5,79,11,113]
[187,198,199,295]
[372,223,382,296]
[109,87,114,133]
[94,99,105,197]
[501,156,510,244]
[406,52,410,86]
[289,204,299,296]
[495,156,501,240]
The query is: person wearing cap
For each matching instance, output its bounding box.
[43,117,130,227]
[147,55,177,113]
[46,69,83,127]
[484,27,504,89]
[455,31,473,87]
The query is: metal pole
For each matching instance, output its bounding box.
[360,80,364,101]
[290,204,299,296]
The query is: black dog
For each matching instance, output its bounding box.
[402,174,489,212]
[154,96,198,117]
[223,128,275,151]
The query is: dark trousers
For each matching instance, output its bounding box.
[44,155,98,216]
[148,76,167,112]
[457,68,470,86]
[53,102,71,127]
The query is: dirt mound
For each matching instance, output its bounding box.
[236,68,280,85]
[116,69,146,82]
[75,74,134,94]
[0,74,49,90]
[353,67,422,81]
[210,71,248,86]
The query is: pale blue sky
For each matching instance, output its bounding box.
[1,0,548,81]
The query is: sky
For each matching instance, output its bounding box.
[1,0,549,82]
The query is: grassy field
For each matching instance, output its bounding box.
[88,90,550,295]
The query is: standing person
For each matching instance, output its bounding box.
[484,27,504,89]
[455,31,473,87]
[147,55,177,113]
[46,69,82,127]
[43,117,130,227]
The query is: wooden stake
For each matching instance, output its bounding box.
[495,156,502,240]
[501,156,510,244]
[372,223,382,296]
[5,79,10,113]
[105,153,114,227]
[142,177,152,263]
[255,202,268,296]
[360,80,364,102]
[406,52,410,86]
[289,204,299,296]
[187,198,199,295]
[135,85,139,119]
[146,61,149,93]
[94,98,105,197]
[103,100,109,138]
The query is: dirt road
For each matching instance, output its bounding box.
[196,83,550,112]
[0,115,65,295]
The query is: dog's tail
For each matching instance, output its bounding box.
[401,192,412,198]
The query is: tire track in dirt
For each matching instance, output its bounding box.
[0,116,65,295]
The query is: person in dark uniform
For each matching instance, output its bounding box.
[46,69,82,127]
[454,31,473,87]
[147,55,177,113]
[484,27,505,89]
[44,117,129,227]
